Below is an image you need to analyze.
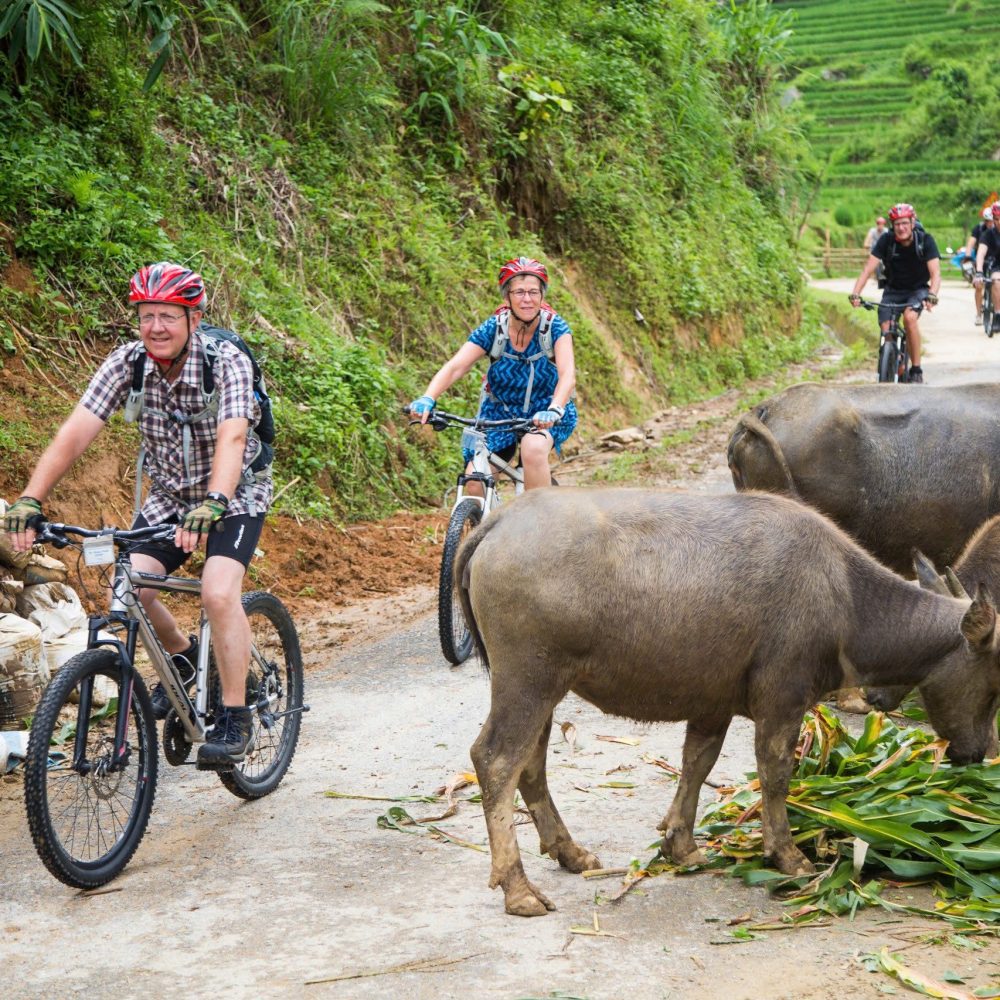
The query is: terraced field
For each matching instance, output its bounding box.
[779,0,998,251]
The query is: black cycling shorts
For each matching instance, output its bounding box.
[879,287,928,325]
[130,512,264,573]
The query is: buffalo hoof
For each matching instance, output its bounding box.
[551,843,601,873]
[768,845,814,876]
[659,827,706,866]
[505,881,556,917]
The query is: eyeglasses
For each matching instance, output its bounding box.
[508,288,542,300]
[138,311,187,327]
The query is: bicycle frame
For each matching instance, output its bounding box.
[452,426,525,517]
[82,558,209,771]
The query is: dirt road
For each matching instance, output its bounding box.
[4,278,1000,1000]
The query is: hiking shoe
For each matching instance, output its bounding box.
[151,636,199,720]
[197,706,255,769]
[908,367,924,384]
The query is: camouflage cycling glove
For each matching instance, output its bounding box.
[4,496,43,534]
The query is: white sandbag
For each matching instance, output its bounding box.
[0,613,46,729]
[17,582,87,640]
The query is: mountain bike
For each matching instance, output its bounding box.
[22,519,307,889]
[415,411,534,665]
[860,299,910,383]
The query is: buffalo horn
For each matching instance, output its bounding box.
[945,567,970,600]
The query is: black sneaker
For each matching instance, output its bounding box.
[908,367,924,384]
[151,636,199,720]
[197,706,255,769]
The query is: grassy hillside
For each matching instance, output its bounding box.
[779,0,1000,256]
[0,0,812,521]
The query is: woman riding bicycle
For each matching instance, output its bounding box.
[408,256,577,489]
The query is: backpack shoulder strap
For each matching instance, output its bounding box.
[537,308,556,360]
[124,346,148,423]
[489,309,510,361]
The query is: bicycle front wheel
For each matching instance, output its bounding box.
[217,591,304,800]
[438,498,483,665]
[985,298,995,338]
[24,649,158,888]
[878,340,898,383]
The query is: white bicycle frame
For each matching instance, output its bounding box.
[452,426,525,517]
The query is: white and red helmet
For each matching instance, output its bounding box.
[129,262,207,309]
[887,203,916,224]
[498,256,548,293]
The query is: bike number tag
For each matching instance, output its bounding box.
[461,428,486,453]
[83,534,115,566]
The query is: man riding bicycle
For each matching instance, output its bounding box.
[849,202,941,384]
[408,256,577,490]
[3,262,272,768]
[974,203,1000,322]
[965,206,995,324]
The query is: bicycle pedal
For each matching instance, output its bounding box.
[195,757,236,772]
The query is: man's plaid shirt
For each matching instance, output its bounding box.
[80,331,273,524]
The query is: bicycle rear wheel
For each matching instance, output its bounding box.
[877,339,898,383]
[438,498,483,665]
[24,649,158,888]
[216,591,304,800]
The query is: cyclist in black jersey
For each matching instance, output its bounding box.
[965,207,995,325]
[849,202,941,384]
[974,204,1000,322]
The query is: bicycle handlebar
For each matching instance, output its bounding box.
[405,409,535,433]
[31,519,176,549]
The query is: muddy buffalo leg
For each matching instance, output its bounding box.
[754,715,814,875]
[471,691,562,917]
[517,713,601,874]
[657,718,731,865]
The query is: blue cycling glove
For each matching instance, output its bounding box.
[532,404,565,427]
[409,395,436,417]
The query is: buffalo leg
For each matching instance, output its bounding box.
[471,697,561,917]
[754,717,814,875]
[518,714,601,874]
[657,719,731,865]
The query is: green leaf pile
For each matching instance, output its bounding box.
[696,706,1000,926]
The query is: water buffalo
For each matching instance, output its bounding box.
[727,382,1000,577]
[456,488,1000,917]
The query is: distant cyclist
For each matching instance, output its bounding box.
[863,215,887,252]
[974,203,1000,322]
[964,206,995,324]
[849,203,941,384]
[407,256,576,490]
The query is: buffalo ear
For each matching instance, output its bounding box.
[961,584,997,652]
[913,549,950,596]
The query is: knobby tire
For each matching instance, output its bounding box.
[216,591,304,800]
[24,649,158,888]
[438,498,483,665]
[878,339,898,384]
[986,298,995,339]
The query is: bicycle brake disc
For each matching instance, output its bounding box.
[163,710,192,766]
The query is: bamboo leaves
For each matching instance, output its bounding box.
[699,707,1000,925]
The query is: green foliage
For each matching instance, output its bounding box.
[0,0,81,68]
[0,0,810,521]
[404,4,511,130]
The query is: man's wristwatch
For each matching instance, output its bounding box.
[205,491,230,509]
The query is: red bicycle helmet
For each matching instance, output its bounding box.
[498,256,548,293]
[887,203,916,223]
[129,262,207,309]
